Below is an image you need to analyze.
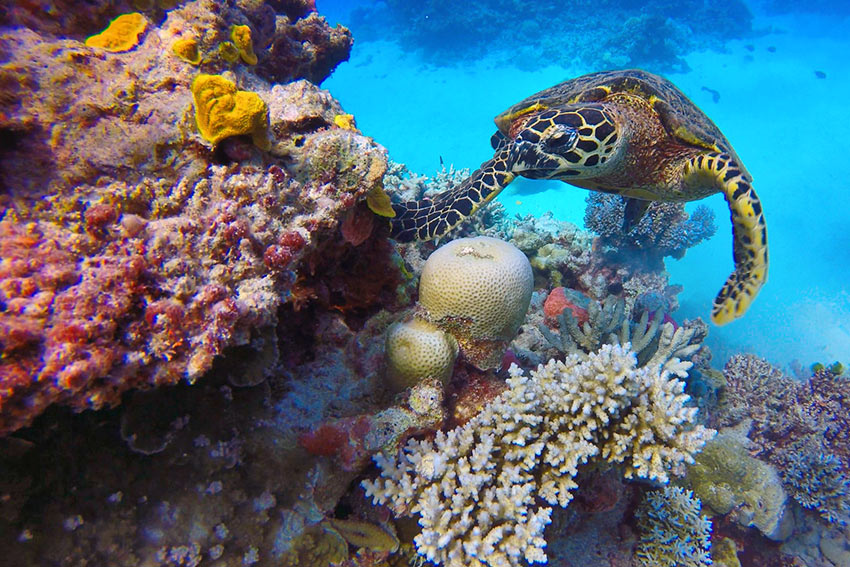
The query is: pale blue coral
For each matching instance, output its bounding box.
[635,486,712,567]
[781,447,850,525]
[584,193,716,259]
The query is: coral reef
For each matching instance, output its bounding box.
[0,302,417,566]
[351,0,753,71]
[418,236,533,369]
[363,344,713,567]
[635,486,712,567]
[687,431,793,541]
[585,193,717,268]
[715,355,850,528]
[0,2,379,435]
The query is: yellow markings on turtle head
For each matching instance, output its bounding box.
[496,102,548,129]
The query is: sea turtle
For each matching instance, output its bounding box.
[389,69,767,325]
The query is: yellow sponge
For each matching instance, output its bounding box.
[85,12,147,52]
[230,25,258,65]
[191,74,269,149]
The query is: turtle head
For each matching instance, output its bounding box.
[505,105,622,181]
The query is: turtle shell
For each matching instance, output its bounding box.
[494,69,733,156]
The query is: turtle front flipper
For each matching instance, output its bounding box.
[686,152,768,324]
[389,147,516,242]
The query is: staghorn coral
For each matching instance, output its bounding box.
[635,486,712,567]
[776,441,850,526]
[540,294,625,354]
[540,286,705,371]
[363,344,713,567]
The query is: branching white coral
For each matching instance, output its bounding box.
[363,344,715,567]
[635,486,712,567]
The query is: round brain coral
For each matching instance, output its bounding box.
[385,318,458,392]
[419,236,533,369]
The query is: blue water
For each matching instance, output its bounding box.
[320,0,850,371]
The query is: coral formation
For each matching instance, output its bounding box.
[418,236,533,369]
[687,432,793,541]
[171,37,201,64]
[635,486,712,567]
[84,12,147,52]
[585,193,717,266]
[352,0,752,71]
[363,344,713,566]
[385,318,458,392]
[715,355,850,528]
[0,2,388,436]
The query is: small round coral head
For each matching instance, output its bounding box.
[172,38,201,65]
[385,317,458,393]
[85,12,147,52]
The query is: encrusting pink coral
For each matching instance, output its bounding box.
[0,2,386,436]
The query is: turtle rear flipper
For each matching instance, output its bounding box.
[390,147,516,242]
[687,152,768,324]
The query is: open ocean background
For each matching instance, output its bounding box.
[319,0,850,372]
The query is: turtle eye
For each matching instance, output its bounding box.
[544,126,578,153]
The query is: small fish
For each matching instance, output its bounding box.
[815,70,827,79]
[767,46,777,53]
[744,44,755,52]
[701,86,720,103]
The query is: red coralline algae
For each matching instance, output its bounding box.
[0,2,390,436]
[543,286,590,326]
[298,415,380,471]
[340,204,375,246]
[0,221,150,431]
